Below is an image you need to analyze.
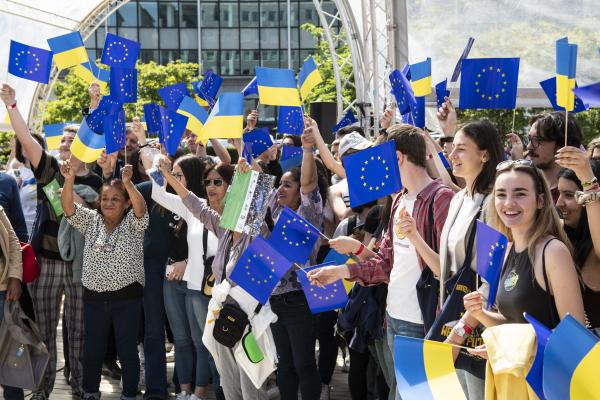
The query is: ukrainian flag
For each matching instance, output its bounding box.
[556,37,578,111]
[47,31,89,70]
[195,95,210,108]
[72,60,109,92]
[43,122,67,150]
[256,67,302,107]
[410,58,432,97]
[70,118,105,163]
[177,96,208,136]
[298,56,323,100]
[198,92,243,143]
[543,315,600,400]
[394,336,466,400]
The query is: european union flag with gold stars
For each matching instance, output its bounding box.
[8,40,53,84]
[342,141,402,208]
[104,109,126,154]
[229,237,292,304]
[100,33,140,68]
[389,69,416,115]
[277,106,304,135]
[243,128,273,158]
[87,96,123,134]
[143,103,162,135]
[401,96,425,129]
[459,58,519,109]
[297,262,349,313]
[159,106,188,156]
[158,82,188,111]
[268,207,321,265]
[110,67,137,103]
[475,220,508,309]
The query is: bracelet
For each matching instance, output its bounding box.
[354,243,366,256]
[460,319,474,335]
[138,143,149,149]
[576,190,600,206]
[6,102,16,109]
[581,176,598,189]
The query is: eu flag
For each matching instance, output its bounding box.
[540,77,588,113]
[242,142,253,164]
[100,33,140,68]
[573,82,600,107]
[193,69,223,107]
[389,69,416,115]
[277,106,304,135]
[342,141,402,208]
[524,313,552,400]
[459,58,520,109]
[160,106,188,156]
[158,82,188,111]
[268,207,321,265]
[144,103,162,135]
[243,128,273,158]
[402,96,425,129]
[104,109,126,154]
[87,97,123,134]
[8,40,53,84]
[280,145,304,172]
[241,76,258,97]
[435,79,450,109]
[475,220,508,309]
[297,263,349,313]
[110,67,137,103]
[229,237,292,304]
[332,109,357,133]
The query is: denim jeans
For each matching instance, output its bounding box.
[0,291,25,400]
[270,290,321,400]
[385,314,425,400]
[82,298,142,399]
[143,258,167,399]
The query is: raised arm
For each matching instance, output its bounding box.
[157,155,192,200]
[132,116,147,147]
[436,97,458,137]
[300,125,318,195]
[305,116,346,178]
[60,159,77,217]
[1,84,44,168]
[209,139,232,164]
[121,164,146,218]
[422,131,461,193]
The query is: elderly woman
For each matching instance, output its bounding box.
[60,161,148,400]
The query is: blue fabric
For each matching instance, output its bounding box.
[0,173,28,242]
[187,290,220,389]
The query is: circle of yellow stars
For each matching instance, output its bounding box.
[170,89,184,104]
[488,242,506,266]
[281,218,312,246]
[308,281,339,301]
[475,66,507,100]
[161,115,176,140]
[284,108,302,130]
[119,72,135,98]
[360,155,389,192]
[244,253,276,285]
[15,50,40,75]
[106,40,129,63]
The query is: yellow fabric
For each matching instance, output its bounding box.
[571,343,600,399]
[482,324,539,400]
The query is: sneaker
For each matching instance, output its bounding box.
[320,384,331,400]
[176,391,190,400]
[102,360,122,380]
[30,392,48,400]
[189,394,205,400]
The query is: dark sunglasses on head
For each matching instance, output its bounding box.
[204,179,223,187]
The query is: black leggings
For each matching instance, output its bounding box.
[317,310,339,385]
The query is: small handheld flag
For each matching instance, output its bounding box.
[410,58,432,97]
[71,118,105,163]
[8,41,53,84]
[43,122,72,150]
[193,69,223,107]
[389,69,416,115]
[298,56,323,100]
[256,67,302,107]
[556,37,578,112]
[242,142,253,164]
[198,92,244,142]
[158,82,188,111]
[572,82,600,107]
[297,263,348,313]
[475,220,508,309]
[104,109,126,154]
[229,237,292,304]
[243,128,273,158]
[268,207,321,265]
[280,145,304,172]
[539,77,588,114]
[110,67,137,103]
[332,109,357,133]
[523,313,552,400]
[241,77,258,97]
[176,96,208,135]
[47,31,88,70]
[435,79,450,108]
[450,37,475,83]
[402,96,425,129]
[342,141,402,208]
[459,58,520,109]
[72,60,109,91]
[277,106,304,135]
[159,106,188,156]
[101,33,140,68]
[144,103,162,135]
[87,97,123,134]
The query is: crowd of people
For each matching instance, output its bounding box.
[0,79,599,400]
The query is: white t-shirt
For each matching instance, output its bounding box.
[446,194,476,270]
[387,194,423,324]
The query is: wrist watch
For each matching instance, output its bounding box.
[452,320,473,338]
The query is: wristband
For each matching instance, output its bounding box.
[426,153,434,160]
[6,101,16,109]
[582,176,598,189]
[354,243,366,256]
[460,320,474,335]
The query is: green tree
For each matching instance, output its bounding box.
[0,131,14,169]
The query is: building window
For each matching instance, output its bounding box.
[139,1,158,28]
[159,2,179,28]
[180,2,197,28]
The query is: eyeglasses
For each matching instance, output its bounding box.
[204,179,223,187]
[496,159,534,171]
[526,135,552,150]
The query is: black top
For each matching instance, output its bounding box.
[167,213,188,263]
[496,242,560,328]
[583,284,600,329]
[136,181,172,264]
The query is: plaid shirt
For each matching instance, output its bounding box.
[348,179,454,285]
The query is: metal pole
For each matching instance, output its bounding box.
[197,0,203,75]
[287,0,292,69]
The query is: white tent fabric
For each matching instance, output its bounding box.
[0,0,106,130]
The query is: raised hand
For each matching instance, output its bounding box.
[121,164,133,184]
[437,97,457,136]
[556,146,595,183]
[506,132,524,160]
[380,108,394,130]
[156,154,172,175]
[237,156,252,174]
[301,126,316,150]
[246,109,258,130]
[60,159,75,181]
[329,236,361,255]
[88,82,101,109]
[0,83,16,106]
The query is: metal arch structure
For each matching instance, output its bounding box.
[27,0,131,131]
[312,0,408,137]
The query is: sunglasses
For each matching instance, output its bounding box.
[204,179,223,187]
[496,159,534,170]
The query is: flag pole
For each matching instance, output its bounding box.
[511,108,517,133]
[564,109,568,147]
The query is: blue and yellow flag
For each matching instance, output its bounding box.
[198,92,244,142]
[459,58,520,109]
[72,60,109,91]
[243,128,273,158]
[540,77,588,114]
[104,109,126,154]
[110,67,137,104]
[159,106,188,156]
[342,141,402,208]
[556,37,578,112]
[543,315,600,400]
[394,336,466,400]
[410,58,432,97]
[8,40,53,84]
[297,262,349,314]
[101,33,140,68]
[71,118,105,163]
[158,82,188,111]
[43,122,72,150]
[332,109,357,133]
[298,56,323,100]
[241,76,258,97]
[256,67,302,107]
[47,31,88,70]
[524,313,552,400]
[278,106,304,135]
[475,220,508,309]
[229,236,292,304]
[176,96,208,136]
[144,103,162,135]
[268,207,321,265]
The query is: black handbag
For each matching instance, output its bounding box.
[213,303,250,348]
[200,227,215,298]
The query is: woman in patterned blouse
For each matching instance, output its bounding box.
[60,160,148,400]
